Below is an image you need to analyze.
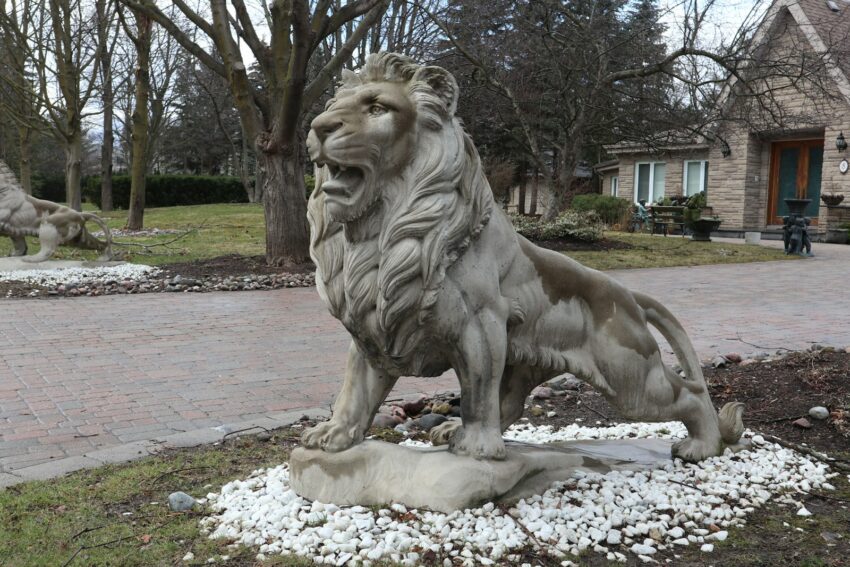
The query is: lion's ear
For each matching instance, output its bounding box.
[340,68,362,88]
[413,66,459,116]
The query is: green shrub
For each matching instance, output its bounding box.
[83,175,249,208]
[511,210,603,242]
[571,194,631,226]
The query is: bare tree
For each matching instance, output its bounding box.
[0,0,41,193]
[95,0,118,210]
[117,4,151,229]
[120,0,390,265]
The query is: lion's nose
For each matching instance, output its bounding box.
[311,114,344,142]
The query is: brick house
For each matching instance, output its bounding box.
[597,0,850,238]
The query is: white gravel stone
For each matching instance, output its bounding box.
[0,264,159,286]
[200,422,837,565]
[700,543,714,552]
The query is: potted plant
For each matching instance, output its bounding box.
[821,193,845,207]
[684,191,722,241]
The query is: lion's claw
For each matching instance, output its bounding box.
[301,420,361,452]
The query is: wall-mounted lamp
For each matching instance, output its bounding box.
[836,132,847,152]
[720,140,731,158]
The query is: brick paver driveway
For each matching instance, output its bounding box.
[2,239,849,479]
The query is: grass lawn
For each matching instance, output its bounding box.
[2,204,267,266]
[2,204,795,270]
[567,231,794,271]
[0,433,311,567]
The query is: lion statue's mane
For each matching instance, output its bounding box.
[308,53,493,364]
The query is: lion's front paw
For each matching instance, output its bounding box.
[672,436,722,462]
[449,424,506,460]
[300,419,362,452]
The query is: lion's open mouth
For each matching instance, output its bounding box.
[321,161,365,198]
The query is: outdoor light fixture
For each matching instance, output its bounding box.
[836,132,847,152]
[721,140,731,158]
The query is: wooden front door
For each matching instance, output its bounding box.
[768,139,823,224]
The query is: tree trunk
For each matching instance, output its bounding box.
[17,126,32,194]
[127,11,152,230]
[517,173,526,215]
[260,145,310,265]
[529,167,539,216]
[101,100,115,212]
[65,130,83,211]
[98,0,114,211]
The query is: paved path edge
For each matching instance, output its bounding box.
[0,407,331,490]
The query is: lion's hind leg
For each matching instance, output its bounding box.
[9,235,27,256]
[21,221,60,263]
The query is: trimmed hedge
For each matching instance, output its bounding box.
[571,194,631,226]
[83,175,248,208]
[31,174,67,202]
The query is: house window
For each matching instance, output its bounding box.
[610,175,619,197]
[683,160,708,196]
[634,162,666,203]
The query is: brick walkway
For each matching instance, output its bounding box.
[2,239,849,482]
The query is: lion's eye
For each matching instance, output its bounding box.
[368,104,387,116]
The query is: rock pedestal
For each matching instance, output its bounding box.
[289,439,672,513]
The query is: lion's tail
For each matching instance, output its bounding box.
[81,212,114,261]
[634,291,744,445]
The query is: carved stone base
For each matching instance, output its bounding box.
[289,439,673,513]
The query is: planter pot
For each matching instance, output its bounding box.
[826,228,849,244]
[821,194,845,207]
[690,218,722,242]
[784,198,812,216]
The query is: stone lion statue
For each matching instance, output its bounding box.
[0,161,114,262]
[302,53,745,462]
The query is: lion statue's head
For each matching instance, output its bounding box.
[307,53,494,361]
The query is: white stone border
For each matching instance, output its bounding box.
[201,422,838,566]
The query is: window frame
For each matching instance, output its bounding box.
[633,161,666,203]
[610,175,619,197]
[683,160,708,197]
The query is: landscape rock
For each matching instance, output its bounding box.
[431,403,452,415]
[724,352,742,363]
[371,414,399,429]
[711,356,728,369]
[549,373,582,391]
[532,386,554,399]
[401,395,428,416]
[808,406,829,420]
[168,491,196,512]
[415,413,447,431]
[792,417,812,429]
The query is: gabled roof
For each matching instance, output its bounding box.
[717,0,850,108]
[603,129,710,155]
